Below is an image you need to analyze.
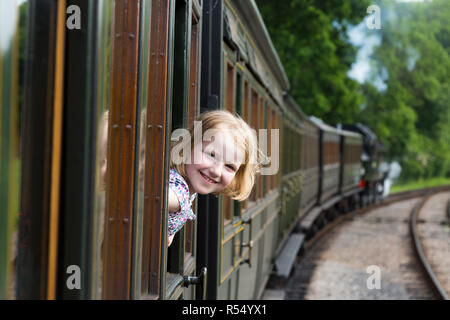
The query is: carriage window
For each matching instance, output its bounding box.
[274,111,280,189]
[185,11,200,259]
[240,80,249,213]
[166,2,201,301]
[249,88,259,204]
[232,72,243,217]
[89,0,114,299]
[260,99,267,197]
[98,0,141,299]
[172,8,187,129]
[134,0,173,299]
[268,107,275,191]
[270,109,275,190]
[188,14,200,125]
[257,97,263,200]
[225,61,235,112]
[235,72,242,116]
[222,60,235,226]
[167,0,189,277]
[242,80,249,122]
[133,0,150,299]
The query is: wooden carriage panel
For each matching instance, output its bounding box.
[103,0,140,299]
[140,0,171,298]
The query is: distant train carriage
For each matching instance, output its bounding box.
[340,130,363,194]
[299,116,320,216]
[282,96,319,225]
[339,129,364,211]
[309,117,341,206]
[279,98,303,241]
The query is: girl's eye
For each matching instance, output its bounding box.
[226,164,236,171]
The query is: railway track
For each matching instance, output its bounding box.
[411,191,450,300]
[264,186,450,299]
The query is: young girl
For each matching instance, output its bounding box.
[167,110,261,246]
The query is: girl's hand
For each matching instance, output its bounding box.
[168,189,181,213]
[168,234,175,247]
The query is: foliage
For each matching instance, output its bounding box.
[257,0,371,123]
[359,0,450,181]
[257,0,450,182]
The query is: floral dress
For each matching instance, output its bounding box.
[168,168,197,237]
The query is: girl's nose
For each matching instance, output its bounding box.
[209,164,222,179]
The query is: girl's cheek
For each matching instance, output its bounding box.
[223,172,236,187]
[192,145,203,164]
[203,155,215,166]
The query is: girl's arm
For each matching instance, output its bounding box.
[167,190,180,247]
[168,188,181,212]
[168,234,175,247]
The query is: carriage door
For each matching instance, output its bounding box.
[165,0,204,300]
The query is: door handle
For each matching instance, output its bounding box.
[183,267,207,300]
[240,240,253,268]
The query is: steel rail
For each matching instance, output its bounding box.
[410,191,450,300]
[305,185,450,250]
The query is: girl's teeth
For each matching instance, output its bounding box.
[202,173,216,183]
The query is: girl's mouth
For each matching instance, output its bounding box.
[200,172,218,184]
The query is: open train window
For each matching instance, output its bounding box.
[171,0,189,131]
[166,0,200,300]
[167,0,189,276]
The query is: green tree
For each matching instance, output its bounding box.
[361,0,450,181]
[257,0,371,123]
[258,0,450,182]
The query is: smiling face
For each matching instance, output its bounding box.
[185,129,245,195]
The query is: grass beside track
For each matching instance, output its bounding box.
[391,177,450,194]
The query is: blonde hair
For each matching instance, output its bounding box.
[170,110,261,201]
